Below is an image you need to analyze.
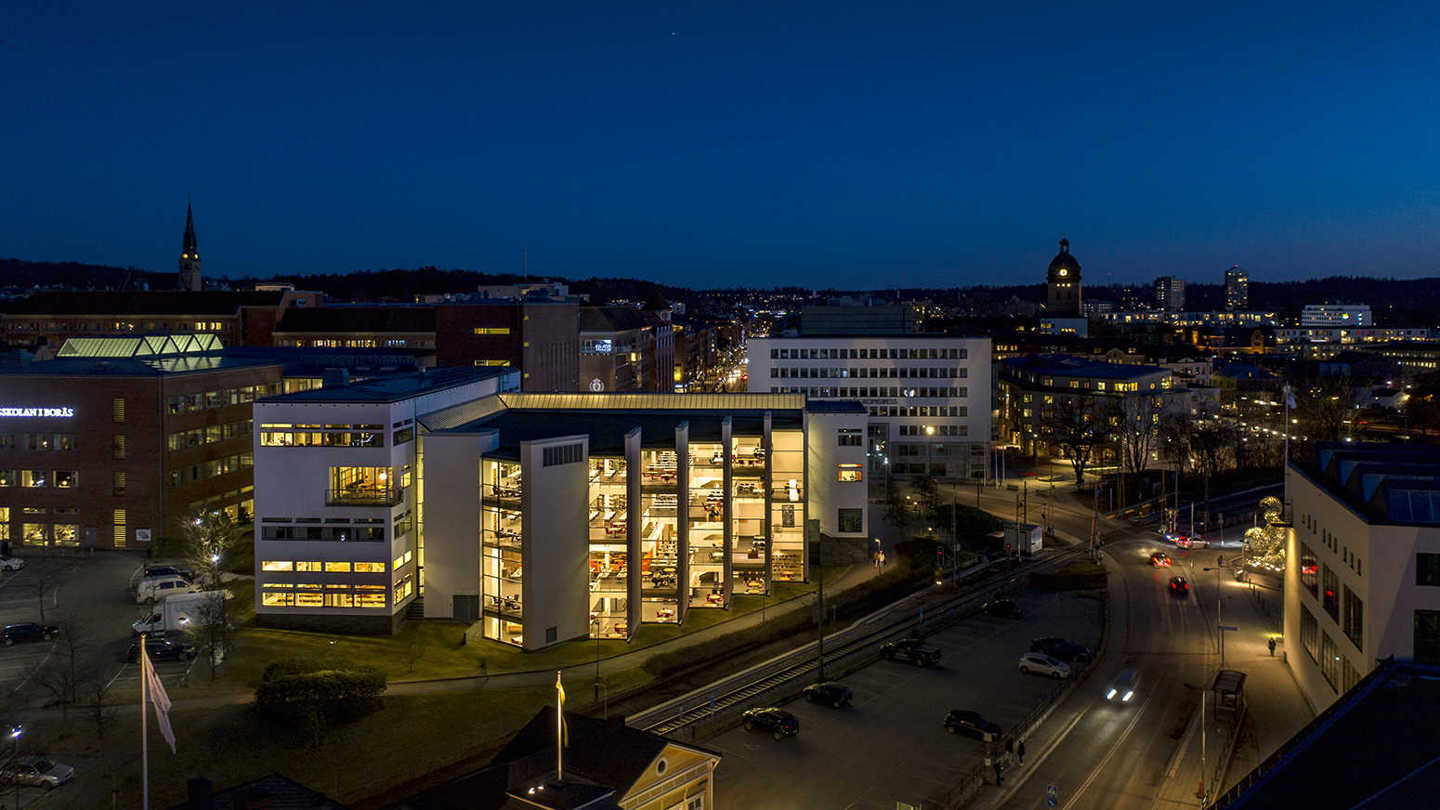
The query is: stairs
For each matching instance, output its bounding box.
[405,596,425,619]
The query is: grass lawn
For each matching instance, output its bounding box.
[48,681,576,809]
[203,566,843,689]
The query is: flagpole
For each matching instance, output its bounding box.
[141,632,149,810]
[555,670,563,783]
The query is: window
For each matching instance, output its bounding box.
[261,561,294,572]
[1417,553,1440,587]
[838,508,863,533]
[394,550,414,569]
[114,471,127,495]
[113,509,127,548]
[1320,632,1340,692]
[54,470,77,488]
[1415,610,1440,665]
[837,428,862,447]
[1301,605,1319,663]
[354,562,386,573]
[53,524,78,546]
[296,561,324,572]
[324,562,352,573]
[112,397,125,423]
[1322,565,1340,621]
[0,470,10,487]
[1299,543,1318,598]
[394,427,415,445]
[113,435,127,460]
[1342,586,1364,650]
[20,470,47,488]
[545,625,557,644]
[472,327,511,335]
[22,524,50,544]
[836,464,863,482]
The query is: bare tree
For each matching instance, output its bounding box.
[180,509,241,590]
[1043,396,1118,486]
[1158,411,1193,474]
[405,635,426,674]
[1295,376,1352,444]
[1117,395,1164,476]
[187,591,236,681]
[35,619,86,722]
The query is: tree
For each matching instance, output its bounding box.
[882,484,912,535]
[1043,396,1118,486]
[181,509,241,591]
[35,619,88,722]
[913,473,942,533]
[1158,411,1193,474]
[187,592,237,681]
[1294,376,1352,444]
[1117,395,1164,476]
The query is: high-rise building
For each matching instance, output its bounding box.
[1154,276,1186,311]
[1224,266,1249,311]
[1046,238,1082,317]
[179,202,202,292]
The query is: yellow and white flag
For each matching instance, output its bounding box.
[555,670,569,747]
[142,643,177,754]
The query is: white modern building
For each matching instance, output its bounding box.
[252,367,521,633]
[747,336,991,480]
[1301,304,1372,328]
[253,372,868,646]
[1284,443,1440,711]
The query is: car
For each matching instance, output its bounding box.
[0,556,24,571]
[124,636,197,663]
[0,757,75,789]
[742,707,799,739]
[1017,652,1071,679]
[1030,636,1093,664]
[981,599,1022,619]
[2,622,59,646]
[136,575,199,603]
[881,637,942,666]
[1150,552,1172,567]
[1106,668,1142,703]
[943,709,1002,741]
[802,681,853,708]
[1168,576,1190,596]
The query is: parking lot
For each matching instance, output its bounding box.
[710,585,1105,809]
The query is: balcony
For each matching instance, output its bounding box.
[326,487,403,507]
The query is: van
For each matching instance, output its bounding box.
[136,576,198,603]
[1106,668,1142,703]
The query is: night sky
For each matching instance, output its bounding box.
[3,1,1438,288]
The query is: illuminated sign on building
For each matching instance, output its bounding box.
[0,407,76,418]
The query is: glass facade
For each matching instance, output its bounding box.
[731,433,768,596]
[688,440,726,608]
[639,448,680,623]
[770,428,804,582]
[481,459,524,645]
[588,456,629,638]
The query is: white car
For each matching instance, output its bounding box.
[1106,668,1142,703]
[0,756,75,789]
[135,576,199,603]
[0,556,24,571]
[1018,652,1071,679]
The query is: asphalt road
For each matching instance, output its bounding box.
[708,577,1105,808]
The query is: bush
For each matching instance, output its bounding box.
[255,658,387,742]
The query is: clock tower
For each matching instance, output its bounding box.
[179,201,202,292]
[1046,237,1082,316]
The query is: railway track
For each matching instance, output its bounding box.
[631,547,1090,736]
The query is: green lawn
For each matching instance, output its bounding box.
[205,567,841,688]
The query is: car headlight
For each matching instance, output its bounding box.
[1106,688,1117,700]
[1123,691,1134,702]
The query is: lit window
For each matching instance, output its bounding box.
[325,562,353,573]
[472,327,512,335]
[261,561,294,572]
[837,464,863,482]
[354,562,386,573]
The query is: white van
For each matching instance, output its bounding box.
[135,576,198,603]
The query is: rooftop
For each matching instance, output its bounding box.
[1000,353,1169,380]
[579,306,667,333]
[275,305,436,333]
[260,366,515,404]
[1290,442,1440,525]
[1210,659,1440,810]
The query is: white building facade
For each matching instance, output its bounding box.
[747,336,991,480]
[1301,304,1373,327]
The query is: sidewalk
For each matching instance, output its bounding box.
[1155,555,1313,807]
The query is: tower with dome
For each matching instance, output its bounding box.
[1046,237,1082,316]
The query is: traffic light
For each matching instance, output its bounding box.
[937,547,945,564]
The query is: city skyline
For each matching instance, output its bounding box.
[4,2,1438,288]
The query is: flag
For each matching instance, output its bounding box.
[1284,384,1297,410]
[555,670,568,747]
[142,643,177,754]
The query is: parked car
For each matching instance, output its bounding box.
[124,636,197,663]
[943,709,1001,741]
[881,638,942,666]
[1017,652,1071,679]
[1030,636,1093,664]
[981,599,1022,618]
[2,623,59,646]
[802,681,853,708]
[1168,576,1190,596]
[0,757,75,789]
[1106,668,1142,703]
[1150,552,1172,567]
[0,556,24,571]
[742,707,799,739]
[136,576,199,603]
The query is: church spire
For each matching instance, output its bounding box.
[179,199,203,291]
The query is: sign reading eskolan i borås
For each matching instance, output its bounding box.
[0,406,76,418]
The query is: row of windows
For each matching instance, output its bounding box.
[168,419,252,451]
[261,584,387,608]
[165,453,253,488]
[0,433,78,452]
[778,385,969,400]
[1302,512,1364,577]
[262,525,386,542]
[772,366,967,380]
[897,424,967,437]
[771,347,968,360]
[837,429,863,447]
[260,560,386,573]
[278,337,428,349]
[543,443,584,467]
[166,384,280,415]
[870,406,967,419]
[0,470,79,488]
[7,318,229,333]
[258,423,414,448]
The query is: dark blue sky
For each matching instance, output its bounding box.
[3,1,1437,289]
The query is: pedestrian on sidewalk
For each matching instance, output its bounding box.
[1268,637,1276,657]
[992,761,1003,786]
[1017,739,1025,763]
